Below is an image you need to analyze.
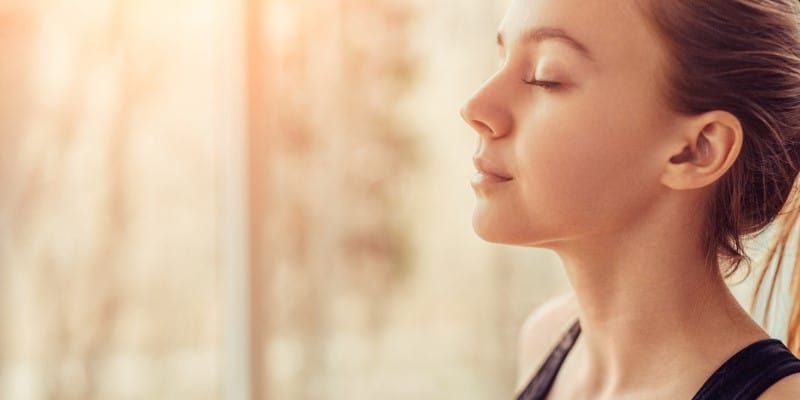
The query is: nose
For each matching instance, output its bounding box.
[459,75,512,139]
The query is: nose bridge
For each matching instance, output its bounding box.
[460,72,510,139]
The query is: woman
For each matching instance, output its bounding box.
[460,0,800,399]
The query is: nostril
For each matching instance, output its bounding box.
[470,119,494,137]
[460,93,503,138]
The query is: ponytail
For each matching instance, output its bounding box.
[752,181,800,355]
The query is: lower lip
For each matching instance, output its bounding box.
[471,172,513,188]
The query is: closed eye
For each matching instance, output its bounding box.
[521,78,562,90]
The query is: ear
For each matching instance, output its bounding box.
[661,111,743,190]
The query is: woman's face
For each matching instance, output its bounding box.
[461,0,682,248]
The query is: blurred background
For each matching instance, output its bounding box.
[0,0,789,399]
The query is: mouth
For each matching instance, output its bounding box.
[472,157,513,186]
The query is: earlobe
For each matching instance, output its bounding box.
[661,112,743,191]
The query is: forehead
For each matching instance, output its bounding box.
[499,0,662,68]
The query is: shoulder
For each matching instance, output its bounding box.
[515,292,579,392]
[758,372,800,399]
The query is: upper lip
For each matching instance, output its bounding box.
[473,156,513,180]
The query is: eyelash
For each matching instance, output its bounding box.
[521,78,562,90]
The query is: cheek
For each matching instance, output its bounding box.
[515,105,661,228]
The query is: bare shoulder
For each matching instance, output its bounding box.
[515,292,579,392]
[758,373,800,399]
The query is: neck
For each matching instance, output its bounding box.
[549,196,768,394]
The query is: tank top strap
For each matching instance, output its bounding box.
[515,321,800,400]
[515,319,581,400]
[691,338,800,400]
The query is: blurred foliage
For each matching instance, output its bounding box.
[255,2,422,396]
[0,1,218,399]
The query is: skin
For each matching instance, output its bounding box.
[460,0,800,398]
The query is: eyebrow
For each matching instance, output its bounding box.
[497,27,595,62]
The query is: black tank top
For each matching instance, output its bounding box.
[515,320,800,400]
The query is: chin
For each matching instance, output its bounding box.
[472,207,527,245]
[472,224,507,244]
[471,205,562,248]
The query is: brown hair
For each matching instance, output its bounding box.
[639,0,800,354]
[757,190,800,353]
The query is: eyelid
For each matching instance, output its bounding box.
[521,78,562,90]
[527,63,568,89]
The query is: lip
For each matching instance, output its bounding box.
[471,156,513,187]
